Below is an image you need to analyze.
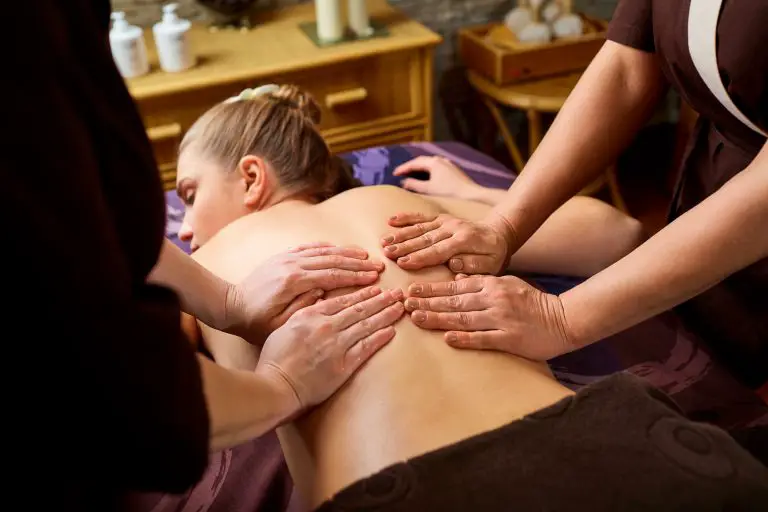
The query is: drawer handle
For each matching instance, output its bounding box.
[147,122,182,143]
[325,87,368,109]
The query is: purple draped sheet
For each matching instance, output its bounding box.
[129,141,766,512]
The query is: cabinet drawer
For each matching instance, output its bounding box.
[136,49,425,141]
[276,50,424,137]
[135,47,429,191]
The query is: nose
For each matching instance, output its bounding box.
[178,218,193,243]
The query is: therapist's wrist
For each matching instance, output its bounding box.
[203,358,300,452]
[253,364,302,426]
[222,282,261,340]
[484,210,522,264]
[557,288,598,350]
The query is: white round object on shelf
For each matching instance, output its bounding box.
[543,1,562,23]
[505,7,533,35]
[518,22,552,44]
[553,13,583,38]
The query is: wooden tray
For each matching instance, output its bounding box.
[459,14,608,86]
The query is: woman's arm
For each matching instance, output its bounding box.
[198,355,294,452]
[466,187,509,207]
[401,144,767,361]
[491,40,666,246]
[202,286,406,451]
[431,195,644,277]
[381,41,667,274]
[561,143,768,346]
[149,240,385,344]
[393,156,645,277]
[149,240,234,333]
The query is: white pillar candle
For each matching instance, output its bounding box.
[316,0,344,43]
[348,0,373,37]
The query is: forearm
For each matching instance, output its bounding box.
[199,355,296,452]
[561,147,768,346]
[493,41,666,246]
[148,239,235,331]
[464,185,509,206]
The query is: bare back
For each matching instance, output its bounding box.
[191,186,572,506]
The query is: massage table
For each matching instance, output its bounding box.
[125,141,767,512]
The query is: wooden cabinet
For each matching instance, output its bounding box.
[125,0,441,190]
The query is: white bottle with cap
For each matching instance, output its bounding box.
[152,3,195,73]
[109,12,149,78]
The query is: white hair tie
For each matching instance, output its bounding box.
[223,84,281,104]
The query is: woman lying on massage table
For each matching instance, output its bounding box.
[176,85,768,510]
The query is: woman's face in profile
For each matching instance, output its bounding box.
[175,145,249,251]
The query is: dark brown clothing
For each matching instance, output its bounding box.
[607,0,768,388]
[4,2,209,508]
[318,373,768,512]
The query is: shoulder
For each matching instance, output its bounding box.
[320,185,444,218]
[325,184,413,203]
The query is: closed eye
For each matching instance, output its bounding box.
[176,178,195,206]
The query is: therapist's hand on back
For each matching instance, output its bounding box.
[258,285,405,410]
[404,275,576,361]
[228,242,386,344]
[384,156,516,274]
[382,211,516,275]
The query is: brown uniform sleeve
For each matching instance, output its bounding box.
[759,89,768,134]
[3,1,209,500]
[607,0,656,53]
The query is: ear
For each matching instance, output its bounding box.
[237,155,270,209]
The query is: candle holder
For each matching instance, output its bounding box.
[300,0,388,47]
[348,0,374,37]
[299,19,389,47]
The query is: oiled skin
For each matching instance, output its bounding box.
[191,186,573,507]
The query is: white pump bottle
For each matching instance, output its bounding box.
[109,12,149,78]
[153,3,195,73]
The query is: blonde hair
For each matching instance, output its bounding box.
[180,84,360,201]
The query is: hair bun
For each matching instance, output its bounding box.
[268,85,322,125]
